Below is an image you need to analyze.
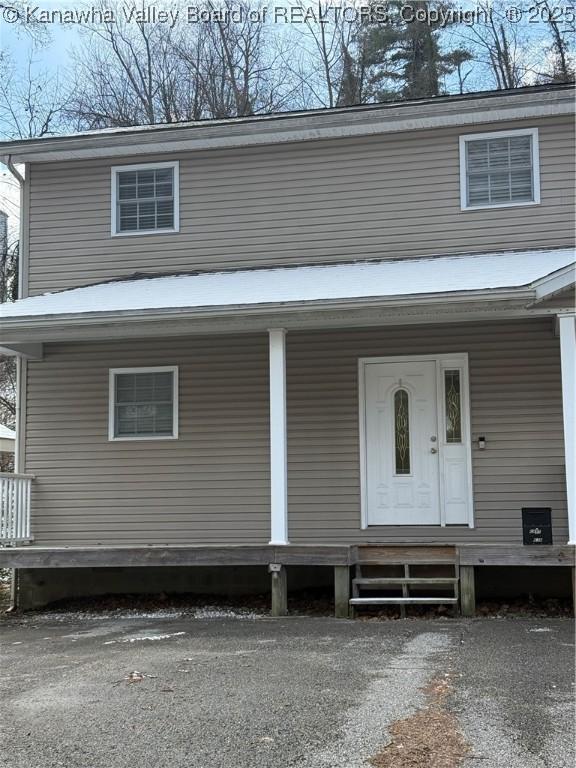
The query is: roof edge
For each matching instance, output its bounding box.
[0,286,540,334]
[1,84,574,164]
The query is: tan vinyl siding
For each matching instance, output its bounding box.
[24,319,567,546]
[286,318,567,544]
[27,116,575,295]
[25,334,271,545]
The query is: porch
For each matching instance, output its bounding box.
[0,250,574,613]
[0,542,574,616]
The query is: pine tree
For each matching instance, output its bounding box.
[363,1,472,101]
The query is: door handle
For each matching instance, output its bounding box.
[430,448,438,454]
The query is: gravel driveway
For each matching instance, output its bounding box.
[0,612,573,768]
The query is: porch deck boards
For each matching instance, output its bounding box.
[0,544,352,569]
[0,543,574,569]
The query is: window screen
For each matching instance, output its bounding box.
[465,134,534,207]
[113,370,175,438]
[116,166,174,233]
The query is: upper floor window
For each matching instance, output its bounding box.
[459,129,540,210]
[111,161,179,236]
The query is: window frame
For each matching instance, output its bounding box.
[459,128,540,211]
[110,161,180,237]
[108,365,179,442]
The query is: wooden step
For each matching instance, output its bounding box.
[353,577,458,587]
[350,597,458,605]
[354,545,457,566]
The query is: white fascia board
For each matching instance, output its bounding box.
[0,286,536,331]
[0,304,559,346]
[0,289,541,346]
[533,263,576,300]
[1,91,573,163]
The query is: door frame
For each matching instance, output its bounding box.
[358,353,474,530]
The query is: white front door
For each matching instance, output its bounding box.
[364,360,440,525]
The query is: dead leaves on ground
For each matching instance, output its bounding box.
[370,674,470,768]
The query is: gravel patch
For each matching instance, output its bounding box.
[302,632,453,768]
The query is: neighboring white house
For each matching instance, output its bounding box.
[0,424,15,454]
[0,167,20,246]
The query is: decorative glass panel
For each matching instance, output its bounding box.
[394,389,410,475]
[116,167,174,233]
[114,371,174,437]
[444,370,462,443]
[466,135,533,206]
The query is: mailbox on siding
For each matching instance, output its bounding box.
[522,508,552,545]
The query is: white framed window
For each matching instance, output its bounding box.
[459,128,540,210]
[109,366,179,441]
[111,161,179,236]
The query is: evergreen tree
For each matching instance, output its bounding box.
[363,1,472,101]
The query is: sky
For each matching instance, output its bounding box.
[1,0,568,86]
[1,3,78,70]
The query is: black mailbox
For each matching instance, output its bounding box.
[522,508,552,545]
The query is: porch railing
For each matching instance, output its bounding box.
[0,473,34,544]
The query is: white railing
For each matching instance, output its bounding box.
[0,473,34,544]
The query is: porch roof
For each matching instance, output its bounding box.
[0,248,573,345]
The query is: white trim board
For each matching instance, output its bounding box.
[108,365,179,441]
[358,353,474,529]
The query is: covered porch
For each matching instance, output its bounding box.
[0,249,574,613]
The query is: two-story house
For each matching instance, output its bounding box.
[0,83,574,615]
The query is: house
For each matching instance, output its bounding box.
[0,84,574,614]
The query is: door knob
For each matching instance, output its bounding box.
[430,448,438,454]
[430,436,437,442]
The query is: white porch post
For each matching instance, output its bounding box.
[559,315,576,545]
[268,328,289,545]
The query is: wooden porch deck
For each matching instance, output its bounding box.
[0,543,573,570]
[1,543,574,617]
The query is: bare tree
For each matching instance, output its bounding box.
[532,1,575,82]
[69,0,294,127]
[283,2,374,109]
[0,1,50,43]
[454,2,532,89]
[178,1,293,118]
[0,52,71,139]
[69,2,200,127]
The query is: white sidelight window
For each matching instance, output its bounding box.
[459,128,540,210]
[109,366,178,441]
[111,161,179,235]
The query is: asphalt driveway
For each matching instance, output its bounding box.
[0,612,573,768]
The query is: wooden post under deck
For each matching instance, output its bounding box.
[270,564,288,617]
[460,565,476,617]
[334,565,351,619]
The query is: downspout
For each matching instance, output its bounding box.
[5,154,24,186]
